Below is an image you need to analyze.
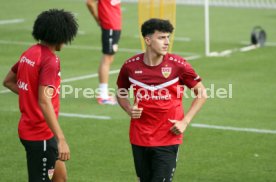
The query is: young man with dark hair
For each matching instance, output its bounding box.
[116,18,207,182]
[3,9,78,182]
[86,0,122,105]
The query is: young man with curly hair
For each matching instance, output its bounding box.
[3,9,78,182]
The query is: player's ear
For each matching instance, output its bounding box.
[144,36,151,45]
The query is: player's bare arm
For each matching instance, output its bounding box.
[3,70,18,94]
[38,85,70,161]
[170,82,207,135]
[86,0,100,25]
[116,91,143,119]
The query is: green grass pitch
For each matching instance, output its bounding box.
[0,0,276,181]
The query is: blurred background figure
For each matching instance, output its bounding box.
[86,0,122,105]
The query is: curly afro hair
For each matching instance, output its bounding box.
[32,9,78,45]
[141,18,174,37]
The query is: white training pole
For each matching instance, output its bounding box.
[204,0,210,56]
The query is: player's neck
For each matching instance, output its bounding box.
[143,52,163,66]
[40,42,57,52]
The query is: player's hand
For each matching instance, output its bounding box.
[130,102,143,119]
[169,119,189,135]
[57,139,70,161]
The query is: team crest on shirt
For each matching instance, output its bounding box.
[161,66,172,78]
[48,169,55,180]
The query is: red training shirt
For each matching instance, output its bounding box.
[98,0,122,30]
[11,44,61,141]
[117,53,201,147]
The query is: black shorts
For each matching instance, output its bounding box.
[132,144,179,182]
[20,137,58,182]
[101,28,121,55]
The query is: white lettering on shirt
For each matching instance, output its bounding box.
[20,56,35,67]
[17,80,28,91]
[137,93,171,101]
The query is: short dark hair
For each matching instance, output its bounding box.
[141,18,174,37]
[32,9,78,45]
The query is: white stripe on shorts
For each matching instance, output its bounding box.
[176,146,179,162]
[43,140,46,151]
